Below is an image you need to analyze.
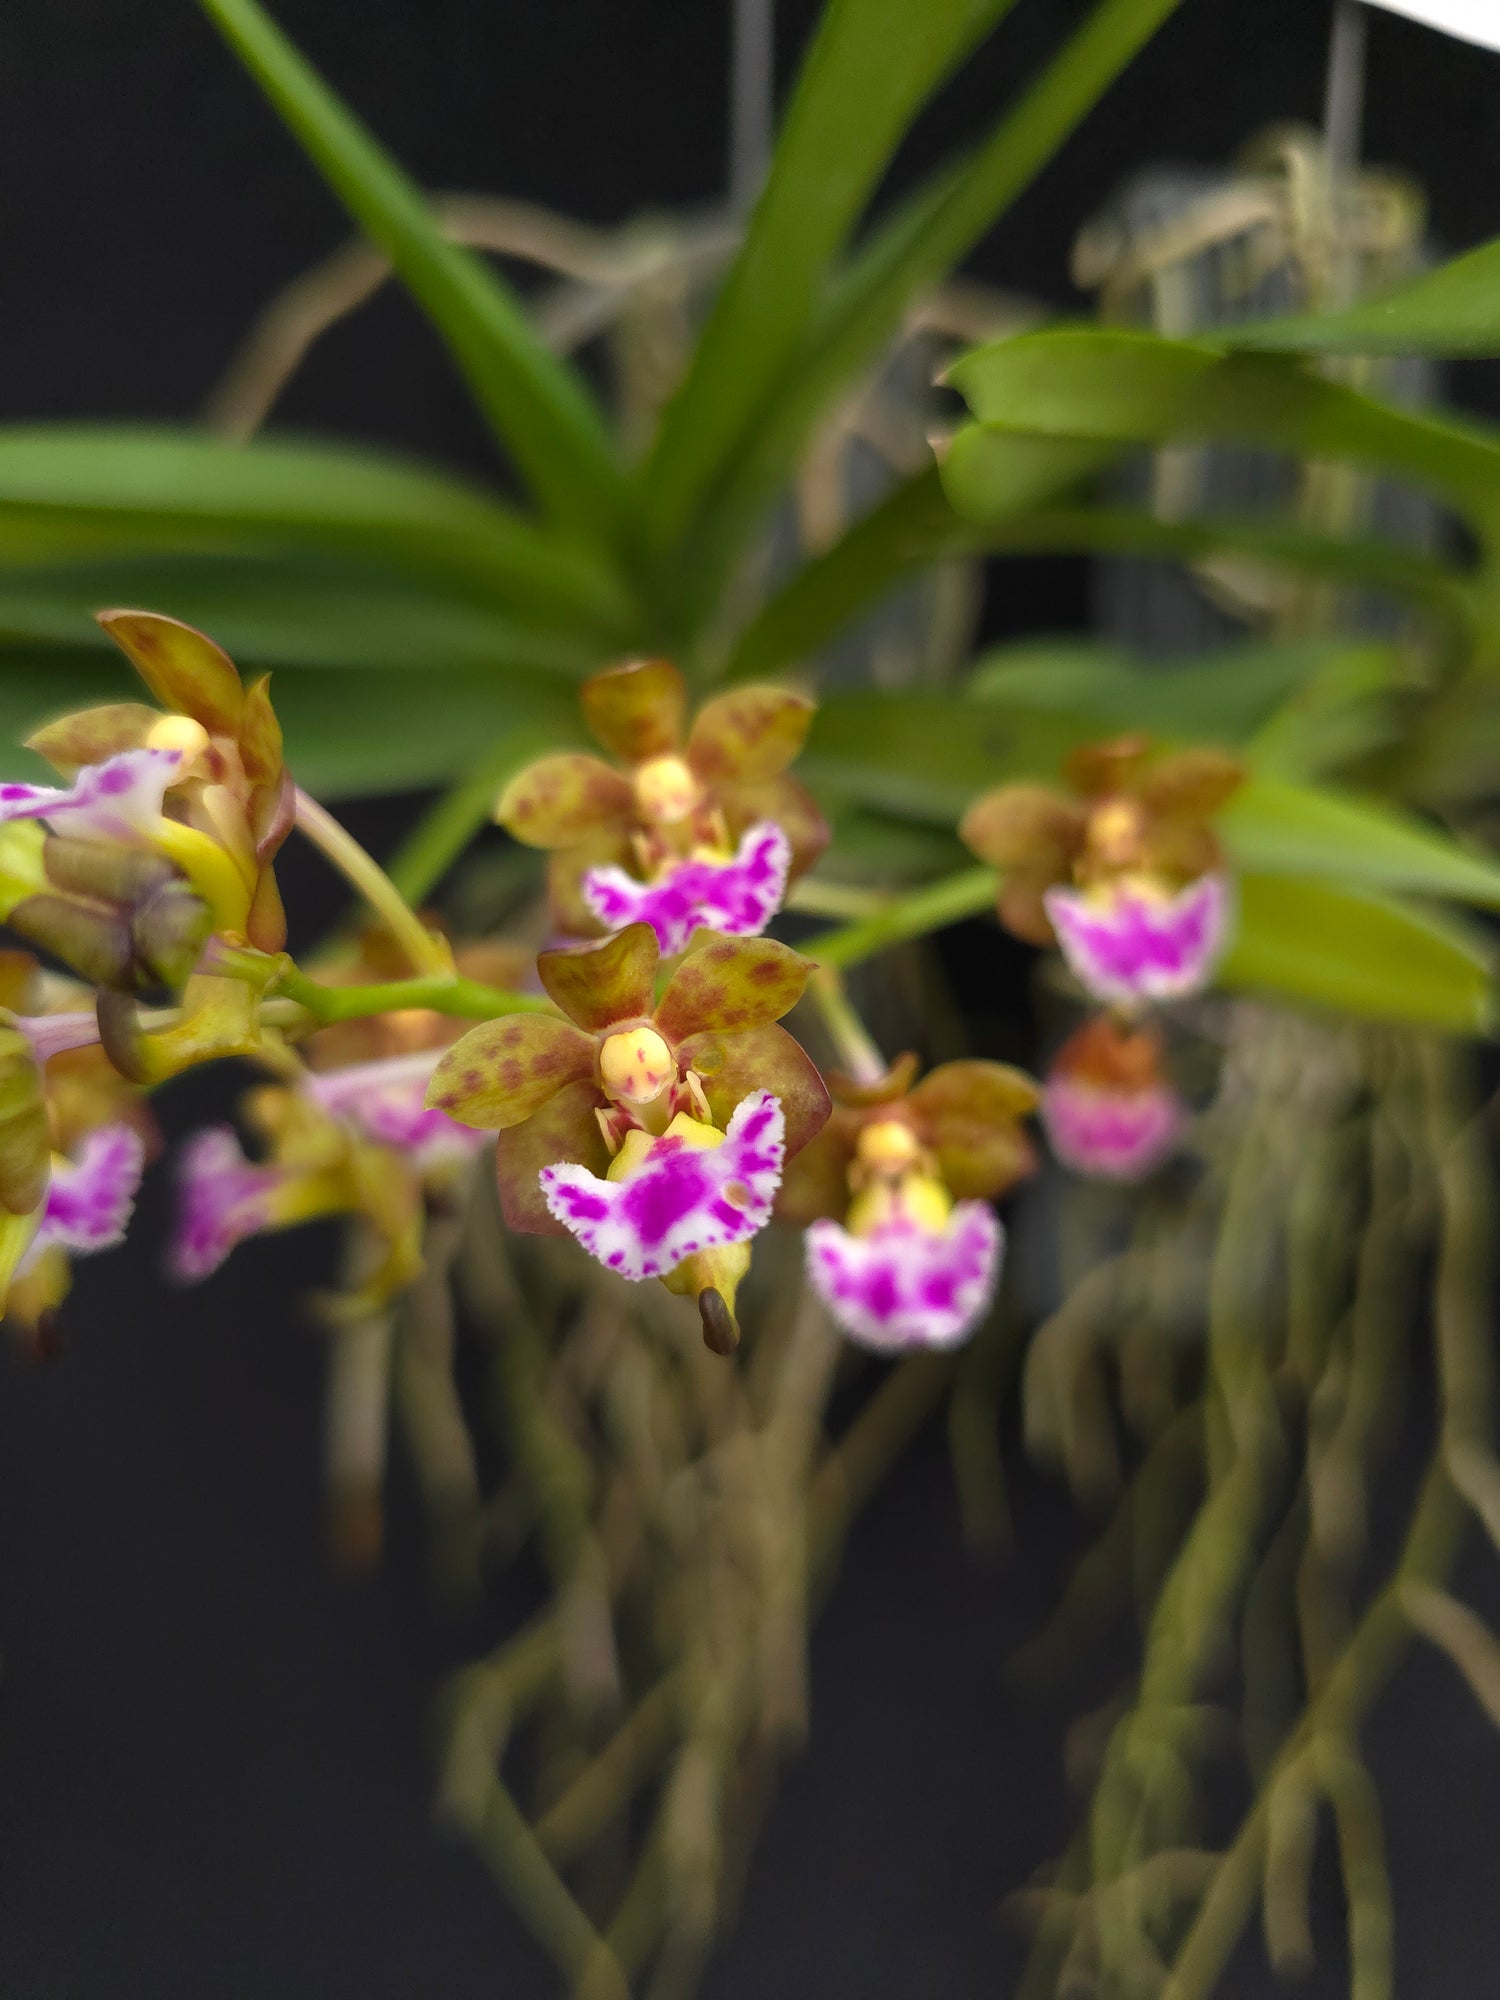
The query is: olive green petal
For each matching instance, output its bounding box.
[580,658,686,764]
[677,1020,830,1158]
[655,933,811,1042]
[497,753,634,850]
[427,1014,595,1131]
[97,610,245,737]
[716,772,829,879]
[687,686,814,783]
[773,1117,852,1225]
[537,922,659,1032]
[958,783,1081,872]
[495,1077,610,1236]
[26,703,159,775]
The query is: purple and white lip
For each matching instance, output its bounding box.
[1044,872,1231,1008]
[1042,1072,1184,1182]
[582,820,791,955]
[805,1200,1002,1354]
[17,1123,146,1276]
[539,1089,785,1281]
[0,747,183,847]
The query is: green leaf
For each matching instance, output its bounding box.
[639,0,1022,559]
[0,554,599,678]
[196,0,628,542]
[970,636,1399,746]
[1219,875,1495,1036]
[800,689,1087,821]
[1221,777,1500,910]
[731,461,1469,680]
[1228,233,1500,358]
[947,328,1500,534]
[674,0,1188,620]
[0,427,638,637]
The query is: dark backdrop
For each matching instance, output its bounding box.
[1,4,1498,1996]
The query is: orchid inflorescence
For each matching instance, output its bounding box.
[0,617,1249,1368]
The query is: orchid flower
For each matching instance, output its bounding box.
[428,924,828,1345]
[496,658,826,947]
[170,1047,489,1307]
[778,1054,1037,1353]
[1041,1014,1185,1182]
[961,736,1242,1009]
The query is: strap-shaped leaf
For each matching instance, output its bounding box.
[728,462,1471,679]
[638,0,1021,558]
[947,329,1500,535]
[0,555,601,678]
[1219,875,1495,1036]
[671,0,1188,617]
[1221,778,1500,910]
[197,0,628,543]
[1229,232,1500,358]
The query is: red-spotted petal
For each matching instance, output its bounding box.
[536,923,659,1032]
[581,822,791,954]
[23,1124,144,1266]
[539,1089,784,1280]
[581,659,686,764]
[805,1202,1001,1353]
[1044,873,1231,1006]
[425,1014,595,1130]
[496,1077,610,1235]
[0,748,181,845]
[654,932,811,1042]
[686,687,814,783]
[676,1020,829,1159]
[496,753,634,848]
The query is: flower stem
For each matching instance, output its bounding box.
[293,786,451,977]
[271,965,552,1026]
[811,865,996,971]
[805,964,886,1084]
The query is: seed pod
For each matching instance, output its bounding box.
[698,1286,740,1356]
[0,1023,49,1216]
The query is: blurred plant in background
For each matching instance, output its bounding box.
[6,0,1500,1994]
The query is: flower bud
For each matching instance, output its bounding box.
[7,894,134,990]
[131,876,215,990]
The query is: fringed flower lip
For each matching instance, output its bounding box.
[169,1126,294,1282]
[19,1124,146,1272]
[541,1090,785,1281]
[582,821,791,954]
[806,1201,1002,1352]
[1044,872,1231,1008]
[1041,1015,1186,1182]
[495,658,827,937]
[0,748,184,846]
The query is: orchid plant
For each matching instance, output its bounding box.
[9,0,1500,1996]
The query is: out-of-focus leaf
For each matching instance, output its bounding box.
[947,330,1500,533]
[970,637,1402,745]
[679,0,1188,614]
[0,554,599,677]
[800,690,1086,821]
[1221,777,1500,909]
[639,0,1021,558]
[1219,874,1495,1035]
[1244,645,1415,780]
[1228,232,1500,357]
[196,0,628,542]
[731,461,1470,680]
[0,427,638,636]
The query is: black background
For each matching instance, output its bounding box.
[0,3,1498,1995]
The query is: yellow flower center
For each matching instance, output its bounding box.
[598,1026,677,1107]
[847,1171,953,1238]
[633,755,703,828]
[855,1119,922,1175]
[607,1110,724,1183]
[1085,796,1147,872]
